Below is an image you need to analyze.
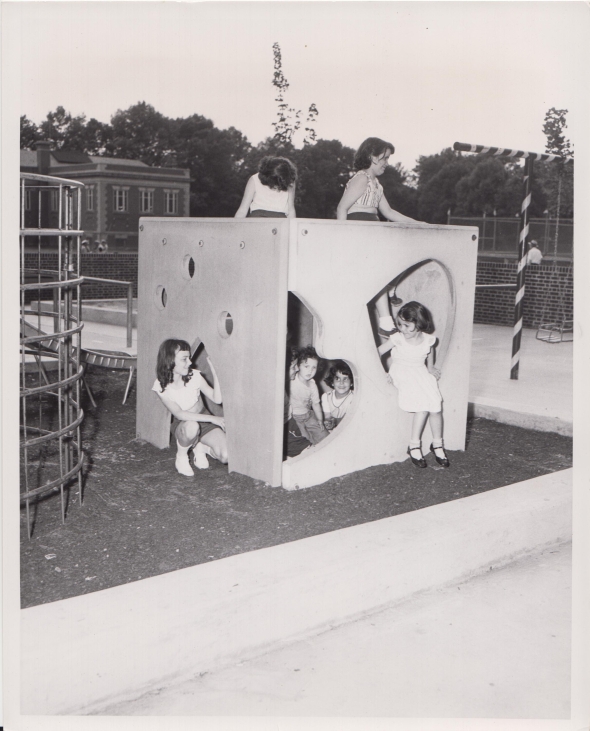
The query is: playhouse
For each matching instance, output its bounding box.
[136,218,478,489]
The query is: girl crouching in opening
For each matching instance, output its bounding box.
[153,339,228,477]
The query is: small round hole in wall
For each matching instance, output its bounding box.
[217,311,233,338]
[182,255,195,279]
[154,285,167,310]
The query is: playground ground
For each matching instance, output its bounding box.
[19,318,577,719]
[20,321,573,608]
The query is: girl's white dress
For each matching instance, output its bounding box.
[388,332,442,413]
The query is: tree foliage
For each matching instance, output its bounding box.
[20,104,572,222]
[271,43,318,147]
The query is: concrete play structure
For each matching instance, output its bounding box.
[136,218,478,488]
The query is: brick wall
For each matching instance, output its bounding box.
[23,252,139,302]
[24,253,574,328]
[475,258,573,327]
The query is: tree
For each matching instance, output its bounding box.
[293,138,354,218]
[543,108,572,159]
[20,115,42,150]
[107,102,173,165]
[538,107,573,218]
[271,43,318,147]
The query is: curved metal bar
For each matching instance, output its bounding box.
[20,454,85,502]
[20,409,85,448]
[20,365,85,398]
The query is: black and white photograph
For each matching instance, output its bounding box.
[2,1,589,729]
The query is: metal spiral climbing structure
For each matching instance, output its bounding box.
[20,173,85,537]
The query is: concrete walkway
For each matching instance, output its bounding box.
[470,324,572,435]
[101,543,572,718]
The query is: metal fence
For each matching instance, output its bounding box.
[449,216,573,259]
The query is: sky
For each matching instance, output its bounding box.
[11,1,588,171]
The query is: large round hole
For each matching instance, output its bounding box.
[182,255,195,280]
[217,311,233,338]
[154,285,167,310]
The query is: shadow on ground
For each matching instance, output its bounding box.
[21,369,572,608]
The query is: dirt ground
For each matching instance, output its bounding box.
[20,369,573,609]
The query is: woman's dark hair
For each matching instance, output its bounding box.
[324,361,354,390]
[296,345,320,367]
[397,301,435,334]
[156,339,193,391]
[258,156,298,191]
[353,137,395,171]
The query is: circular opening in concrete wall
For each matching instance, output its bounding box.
[154,285,167,310]
[217,311,233,338]
[182,255,195,280]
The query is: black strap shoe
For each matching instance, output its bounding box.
[407,446,427,468]
[430,443,450,467]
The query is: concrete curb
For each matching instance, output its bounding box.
[468,402,573,436]
[21,469,572,715]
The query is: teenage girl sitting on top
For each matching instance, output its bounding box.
[235,156,297,219]
[336,137,419,338]
[152,339,228,477]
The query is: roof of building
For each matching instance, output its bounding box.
[20,150,37,167]
[52,150,93,164]
[89,156,148,167]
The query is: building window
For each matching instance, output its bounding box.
[50,189,59,212]
[25,189,32,211]
[86,186,95,211]
[140,188,154,213]
[164,189,179,215]
[113,187,129,213]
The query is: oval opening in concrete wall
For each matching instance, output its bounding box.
[368,259,455,372]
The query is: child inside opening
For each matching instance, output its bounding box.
[289,346,329,445]
[321,361,354,431]
[378,301,450,469]
[235,156,297,218]
[152,339,228,477]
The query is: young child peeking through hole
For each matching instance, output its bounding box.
[289,346,329,445]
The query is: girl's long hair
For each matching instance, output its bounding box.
[156,339,193,392]
[258,156,298,191]
[397,301,435,334]
[353,137,395,171]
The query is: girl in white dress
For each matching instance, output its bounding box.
[378,301,450,469]
[153,339,228,477]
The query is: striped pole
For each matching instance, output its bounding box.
[511,156,533,380]
[453,142,571,164]
[453,142,571,380]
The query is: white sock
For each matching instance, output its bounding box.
[175,441,194,476]
[193,441,210,470]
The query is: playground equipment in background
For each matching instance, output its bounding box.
[534,172,574,343]
[454,142,573,377]
[20,173,138,537]
[136,217,478,490]
[20,173,85,538]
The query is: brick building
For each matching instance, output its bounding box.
[21,141,190,251]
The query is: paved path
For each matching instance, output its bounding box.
[100,543,571,718]
[469,324,572,434]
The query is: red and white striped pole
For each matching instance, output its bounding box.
[511,155,533,380]
[453,142,571,380]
